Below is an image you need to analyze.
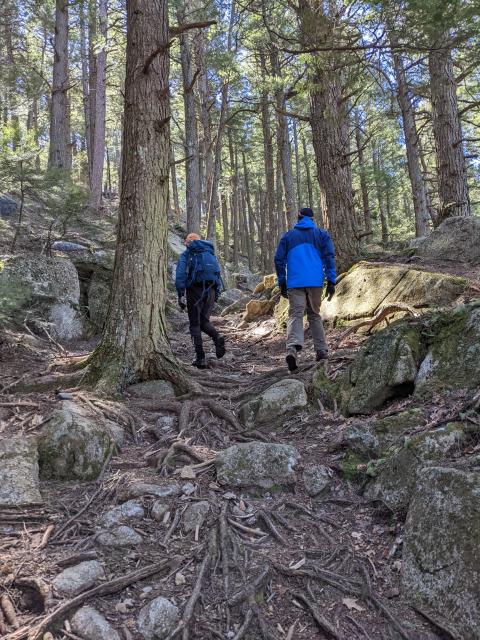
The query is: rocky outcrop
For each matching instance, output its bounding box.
[417,215,480,264]
[321,262,468,324]
[137,596,179,640]
[241,298,276,324]
[0,255,82,340]
[239,379,308,427]
[215,442,299,490]
[402,467,480,638]
[38,403,120,480]
[0,435,42,506]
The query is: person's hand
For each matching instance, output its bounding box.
[214,290,220,303]
[326,281,335,301]
[280,282,288,299]
[178,292,186,310]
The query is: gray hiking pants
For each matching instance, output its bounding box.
[286,287,327,354]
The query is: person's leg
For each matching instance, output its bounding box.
[286,288,306,371]
[199,287,226,358]
[187,285,206,366]
[306,287,328,358]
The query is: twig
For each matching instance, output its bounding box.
[50,485,104,542]
[1,594,19,629]
[36,524,55,550]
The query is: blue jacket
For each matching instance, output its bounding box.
[175,239,221,296]
[274,217,336,289]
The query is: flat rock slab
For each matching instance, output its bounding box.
[137,596,179,640]
[119,482,181,502]
[215,441,300,490]
[53,560,105,596]
[239,379,308,427]
[96,525,142,548]
[0,435,42,506]
[417,215,480,264]
[98,500,145,529]
[71,605,121,640]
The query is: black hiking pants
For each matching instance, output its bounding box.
[186,283,219,359]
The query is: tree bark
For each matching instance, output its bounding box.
[48,0,71,172]
[297,0,359,272]
[88,0,183,393]
[292,118,302,209]
[354,110,371,236]
[429,33,470,221]
[259,59,276,266]
[170,145,181,221]
[301,135,314,211]
[79,0,91,181]
[372,144,389,245]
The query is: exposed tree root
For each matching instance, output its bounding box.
[337,303,419,345]
[290,590,341,640]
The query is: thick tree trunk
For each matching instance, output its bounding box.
[301,135,314,210]
[390,41,430,236]
[79,0,91,181]
[354,111,371,236]
[221,193,230,262]
[259,75,276,266]
[170,145,181,221]
[88,0,107,210]
[429,35,470,221]
[88,0,182,393]
[372,145,389,245]
[48,0,71,171]
[292,118,302,209]
[298,0,359,272]
[178,4,201,234]
[276,146,285,235]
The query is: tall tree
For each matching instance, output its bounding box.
[48,0,71,172]
[88,0,182,391]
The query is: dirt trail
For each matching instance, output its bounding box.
[0,307,449,640]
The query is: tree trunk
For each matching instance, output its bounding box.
[170,145,181,221]
[372,145,389,245]
[292,118,302,209]
[88,0,108,210]
[297,0,359,272]
[221,192,230,262]
[259,61,276,266]
[390,38,430,236]
[276,146,285,235]
[88,0,183,392]
[301,135,314,210]
[429,33,470,221]
[48,0,71,171]
[354,110,371,236]
[79,0,91,181]
[178,4,201,234]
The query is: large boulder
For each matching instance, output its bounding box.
[241,298,276,324]
[137,597,179,640]
[0,255,82,340]
[364,422,467,512]
[215,441,300,490]
[87,272,111,332]
[239,379,308,427]
[0,435,42,506]
[38,403,119,480]
[216,288,244,309]
[402,467,480,637]
[417,215,480,264]
[321,262,468,324]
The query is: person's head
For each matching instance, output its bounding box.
[185,232,201,246]
[298,207,314,221]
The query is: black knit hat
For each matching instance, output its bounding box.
[299,207,314,217]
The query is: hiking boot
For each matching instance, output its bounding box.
[286,353,299,373]
[192,358,207,369]
[215,335,226,359]
[316,350,328,361]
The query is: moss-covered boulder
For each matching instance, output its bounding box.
[38,403,120,480]
[402,466,480,638]
[215,441,299,489]
[321,262,468,324]
[417,215,480,264]
[341,322,423,415]
[311,364,341,410]
[239,379,308,428]
[415,302,480,396]
[0,255,82,339]
[273,296,289,331]
[364,422,467,512]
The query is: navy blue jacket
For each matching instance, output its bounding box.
[274,217,336,289]
[175,239,221,296]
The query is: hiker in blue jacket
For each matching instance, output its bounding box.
[275,207,337,372]
[175,233,226,369]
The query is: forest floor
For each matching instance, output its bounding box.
[3,259,479,640]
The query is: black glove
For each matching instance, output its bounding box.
[178,292,186,311]
[280,282,288,299]
[214,289,220,303]
[326,281,335,301]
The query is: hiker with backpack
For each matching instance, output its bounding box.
[274,207,337,372]
[175,233,226,369]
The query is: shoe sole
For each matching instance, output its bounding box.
[216,336,226,359]
[286,354,298,372]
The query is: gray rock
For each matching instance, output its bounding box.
[183,501,210,532]
[343,425,379,458]
[220,295,252,316]
[0,435,42,506]
[239,379,308,427]
[127,380,175,399]
[87,273,110,333]
[417,215,480,264]
[151,501,169,522]
[303,465,331,497]
[403,467,480,638]
[53,561,105,596]
[215,442,300,490]
[216,288,244,309]
[38,403,116,480]
[96,525,142,547]
[71,605,121,640]
[119,482,181,502]
[137,596,179,640]
[98,500,145,529]
[155,415,177,432]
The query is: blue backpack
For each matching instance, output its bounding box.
[186,240,222,289]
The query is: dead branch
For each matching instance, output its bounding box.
[1,594,19,629]
[338,304,419,344]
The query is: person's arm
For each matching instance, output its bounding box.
[319,230,336,284]
[175,252,188,296]
[274,235,288,286]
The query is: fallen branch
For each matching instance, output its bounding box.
[338,304,419,344]
[1,594,19,629]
